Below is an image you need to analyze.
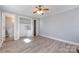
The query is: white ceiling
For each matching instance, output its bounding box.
[1,5,79,18]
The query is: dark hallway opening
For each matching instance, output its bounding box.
[34,20,36,36]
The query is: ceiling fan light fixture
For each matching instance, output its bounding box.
[37,10,43,15]
[33,5,49,15]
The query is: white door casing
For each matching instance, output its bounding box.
[2,12,5,42]
[0,11,3,47]
[14,15,20,40]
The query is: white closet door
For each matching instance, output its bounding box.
[19,16,34,37]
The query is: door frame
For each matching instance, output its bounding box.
[18,16,34,38]
[34,20,36,36]
[2,12,16,42]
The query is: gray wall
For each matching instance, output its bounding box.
[40,7,79,43]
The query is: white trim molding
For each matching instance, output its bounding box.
[40,34,79,46]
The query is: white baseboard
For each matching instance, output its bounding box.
[40,34,79,46]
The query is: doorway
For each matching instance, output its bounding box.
[2,13,15,42]
[19,16,33,39]
[34,20,36,36]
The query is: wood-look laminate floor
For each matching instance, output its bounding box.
[0,36,79,53]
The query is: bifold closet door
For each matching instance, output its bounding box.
[19,16,34,37]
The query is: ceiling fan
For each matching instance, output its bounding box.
[33,5,49,15]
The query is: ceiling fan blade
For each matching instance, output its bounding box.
[33,5,49,15]
[33,11,37,13]
[43,9,49,10]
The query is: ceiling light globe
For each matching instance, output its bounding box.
[37,11,43,15]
